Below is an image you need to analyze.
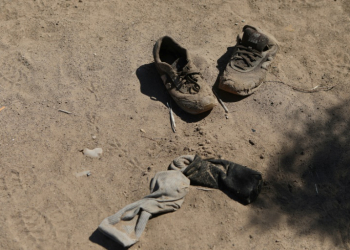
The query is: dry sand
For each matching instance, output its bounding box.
[0,0,350,249]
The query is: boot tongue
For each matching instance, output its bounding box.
[171,57,187,72]
[241,27,269,52]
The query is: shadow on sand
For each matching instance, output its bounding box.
[249,100,350,247]
[89,229,128,250]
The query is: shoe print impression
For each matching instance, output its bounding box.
[153,36,217,114]
[219,25,279,96]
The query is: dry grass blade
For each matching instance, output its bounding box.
[265,75,336,93]
[196,188,214,191]
[141,135,160,143]
[213,90,229,113]
[58,109,72,114]
[167,102,176,133]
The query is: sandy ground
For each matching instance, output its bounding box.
[1,0,350,249]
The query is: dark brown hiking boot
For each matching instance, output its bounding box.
[153,36,217,114]
[219,25,279,96]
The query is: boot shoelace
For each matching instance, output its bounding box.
[230,44,263,70]
[176,69,201,94]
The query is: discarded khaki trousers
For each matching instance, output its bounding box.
[98,170,190,247]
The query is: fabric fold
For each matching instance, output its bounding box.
[98,170,190,247]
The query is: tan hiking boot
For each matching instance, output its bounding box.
[219,25,279,96]
[153,36,217,114]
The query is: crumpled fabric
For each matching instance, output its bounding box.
[169,155,262,204]
[98,170,190,247]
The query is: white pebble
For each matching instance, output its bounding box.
[76,170,91,177]
[83,148,103,158]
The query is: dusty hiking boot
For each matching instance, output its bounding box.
[153,36,217,114]
[219,25,279,96]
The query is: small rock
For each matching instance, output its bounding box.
[260,155,264,159]
[76,170,91,177]
[235,23,238,25]
[140,129,145,133]
[83,148,103,158]
[92,135,97,139]
[249,140,255,145]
